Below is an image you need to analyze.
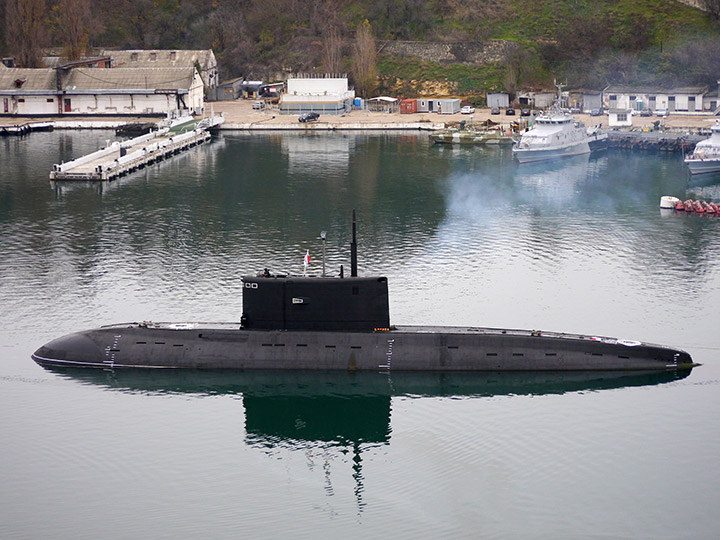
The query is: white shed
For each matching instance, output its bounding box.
[486,92,509,108]
[608,108,633,128]
[437,98,460,114]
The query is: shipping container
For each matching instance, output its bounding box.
[400,99,417,114]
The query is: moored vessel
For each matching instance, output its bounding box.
[684,120,720,175]
[512,111,591,163]
[430,125,514,145]
[32,212,695,372]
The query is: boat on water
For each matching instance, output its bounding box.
[512,111,595,163]
[33,212,695,372]
[430,125,514,145]
[512,82,607,163]
[684,120,720,175]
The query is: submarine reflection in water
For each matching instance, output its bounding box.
[48,368,692,444]
[47,368,692,506]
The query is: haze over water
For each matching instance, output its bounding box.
[1,130,720,539]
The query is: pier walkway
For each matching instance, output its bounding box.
[49,115,223,181]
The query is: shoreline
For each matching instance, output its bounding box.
[1,99,718,133]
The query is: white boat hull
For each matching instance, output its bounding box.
[513,141,590,163]
[685,157,720,175]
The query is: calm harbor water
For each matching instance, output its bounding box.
[1,130,720,539]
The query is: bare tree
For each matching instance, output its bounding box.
[5,0,48,67]
[352,19,377,97]
[323,26,342,74]
[51,0,91,60]
[700,0,720,20]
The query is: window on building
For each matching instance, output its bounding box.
[617,113,627,122]
[131,52,138,61]
[170,51,176,60]
[46,98,53,103]
[18,98,25,102]
[150,52,157,61]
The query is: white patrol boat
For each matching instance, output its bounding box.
[684,120,720,175]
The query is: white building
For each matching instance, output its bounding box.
[702,81,720,113]
[1,66,204,116]
[603,85,708,113]
[280,75,355,115]
[608,108,633,127]
[1,68,58,115]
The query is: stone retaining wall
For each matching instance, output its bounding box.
[379,40,518,65]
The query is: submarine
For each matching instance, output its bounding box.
[33,211,695,372]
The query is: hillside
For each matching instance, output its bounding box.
[2,0,719,98]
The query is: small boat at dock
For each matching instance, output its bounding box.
[430,124,514,145]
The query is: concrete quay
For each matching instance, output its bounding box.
[2,99,718,135]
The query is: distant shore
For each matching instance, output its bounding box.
[1,99,717,132]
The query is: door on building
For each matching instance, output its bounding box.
[688,96,696,112]
[3,98,8,113]
[64,98,71,112]
[668,96,676,112]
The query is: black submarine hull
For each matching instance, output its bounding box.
[32,322,694,371]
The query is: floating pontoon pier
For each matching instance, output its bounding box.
[49,115,223,181]
[1,121,53,136]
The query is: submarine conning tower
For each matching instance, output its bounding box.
[240,210,390,332]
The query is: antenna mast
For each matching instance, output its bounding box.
[351,209,358,277]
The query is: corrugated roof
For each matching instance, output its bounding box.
[100,49,215,70]
[0,68,56,91]
[63,67,195,91]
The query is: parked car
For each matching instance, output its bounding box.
[491,107,500,115]
[640,109,652,117]
[520,108,531,116]
[252,100,265,110]
[655,108,669,118]
[590,108,602,116]
[460,105,475,114]
[505,107,516,115]
[298,112,320,123]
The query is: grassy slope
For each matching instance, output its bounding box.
[375,0,717,97]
